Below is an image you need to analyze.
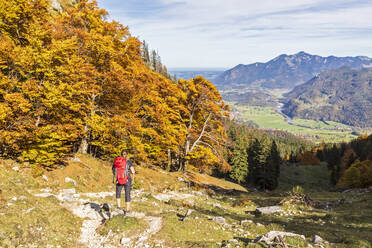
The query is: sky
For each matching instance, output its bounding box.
[97,0,372,68]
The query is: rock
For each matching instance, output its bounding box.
[25,207,35,214]
[212,203,223,208]
[12,166,19,172]
[65,177,77,186]
[312,235,324,244]
[213,216,226,225]
[177,177,185,182]
[120,237,131,244]
[34,193,54,198]
[19,196,26,200]
[240,219,253,225]
[192,191,204,197]
[255,206,283,215]
[40,188,52,193]
[70,157,82,162]
[255,231,305,244]
[61,195,75,202]
[180,209,193,221]
[42,175,49,182]
[60,188,76,194]
[11,197,17,201]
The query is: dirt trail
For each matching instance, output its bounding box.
[34,189,163,248]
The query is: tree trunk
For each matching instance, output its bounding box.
[78,124,89,154]
[166,148,171,171]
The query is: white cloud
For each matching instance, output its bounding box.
[98,0,372,68]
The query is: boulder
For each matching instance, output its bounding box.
[12,166,19,172]
[213,216,226,225]
[312,235,324,244]
[255,206,283,215]
[255,231,305,244]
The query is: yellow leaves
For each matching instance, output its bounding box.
[0,0,229,172]
[4,93,32,113]
[0,103,11,123]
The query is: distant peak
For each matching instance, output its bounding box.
[295,51,309,56]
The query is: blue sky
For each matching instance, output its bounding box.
[97,0,372,68]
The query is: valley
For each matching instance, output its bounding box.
[223,87,365,143]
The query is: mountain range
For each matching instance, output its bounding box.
[215,52,372,89]
[282,67,372,128]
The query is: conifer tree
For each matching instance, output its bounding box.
[247,138,266,185]
[265,141,281,190]
[229,138,249,184]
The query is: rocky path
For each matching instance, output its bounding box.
[33,188,163,248]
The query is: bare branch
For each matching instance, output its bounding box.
[189,113,211,153]
[198,141,221,159]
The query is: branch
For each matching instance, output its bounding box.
[203,133,224,146]
[189,113,211,153]
[198,141,220,158]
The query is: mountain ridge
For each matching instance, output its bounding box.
[282,66,372,128]
[215,52,372,89]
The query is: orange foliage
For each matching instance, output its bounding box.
[297,151,320,165]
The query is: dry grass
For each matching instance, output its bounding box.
[0,160,83,247]
[186,171,248,192]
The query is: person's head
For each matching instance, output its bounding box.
[121,149,129,158]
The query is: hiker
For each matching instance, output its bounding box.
[113,149,135,214]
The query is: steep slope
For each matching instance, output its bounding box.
[215,51,372,89]
[282,67,372,128]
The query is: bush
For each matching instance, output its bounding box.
[337,160,372,188]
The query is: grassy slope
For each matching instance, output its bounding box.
[1,155,371,247]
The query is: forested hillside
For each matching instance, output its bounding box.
[283,67,372,128]
[0,0,229,172]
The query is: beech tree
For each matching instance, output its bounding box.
[178,76,230,172]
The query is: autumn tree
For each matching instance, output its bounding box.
[178,76,230,172]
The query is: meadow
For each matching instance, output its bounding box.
[229,103,358,143]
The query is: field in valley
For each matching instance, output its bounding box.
[228,103,360,143]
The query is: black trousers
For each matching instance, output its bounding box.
[116,178,131,202]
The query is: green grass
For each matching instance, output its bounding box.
[229,104,358,143]
[157,212,234,247]
[277,163,333,192]
[98,216,147,237]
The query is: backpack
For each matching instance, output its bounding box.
[114,157,129,184]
